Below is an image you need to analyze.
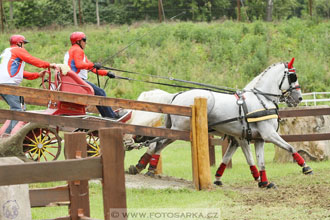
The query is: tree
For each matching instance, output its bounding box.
[96,0,100,26]
[73,0,78,26]
[266,0,273,21]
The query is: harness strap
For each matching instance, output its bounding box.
[208,116,243,127]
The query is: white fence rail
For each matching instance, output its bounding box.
[301,92,330,106]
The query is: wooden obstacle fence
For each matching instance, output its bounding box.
[0,128,126,220]
[0,84,211,190]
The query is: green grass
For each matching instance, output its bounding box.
[31,140,330,220]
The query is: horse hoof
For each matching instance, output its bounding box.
[145,171,155,177]
[302,166,313,175]
[128,165,139,175]
[214,180,223,186]
[258,181,276,189]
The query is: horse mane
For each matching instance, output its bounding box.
[244,62,284,90]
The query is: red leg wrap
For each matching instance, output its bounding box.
[260,170,268,183]
[215,163,226,177]
[149,154,160,167]
[138,153,152,166]
[250,165,260,180]
[292,152,305,167]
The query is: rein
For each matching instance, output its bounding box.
[103,66,236,94]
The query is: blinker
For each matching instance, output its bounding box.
[288,70,297,84]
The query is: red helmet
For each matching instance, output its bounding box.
[10,35,29,45]
[70,32,87,45]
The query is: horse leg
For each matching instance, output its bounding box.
[128,137,164,175]
[238,139,260,181]
[214,137,239,186]
[255,140,276,189]
[128,152,152,175]
[257,122,313,175]
[145,139,174,177]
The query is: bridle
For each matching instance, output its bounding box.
[279,63,300,94]
[252,62,301,105]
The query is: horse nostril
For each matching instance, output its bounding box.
[299,97,303,101]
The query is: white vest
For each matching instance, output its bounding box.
[0,48,25,85]
[64,51,88,80]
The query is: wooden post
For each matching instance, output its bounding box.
[208,135,216,166]
[190,105,200,190]
[191,98,212,190]
[64,132,90,220]
[99,128,127,220]
[237,0,241,22]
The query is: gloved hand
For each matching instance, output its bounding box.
[107,71,116,78]
[93,62,102,70]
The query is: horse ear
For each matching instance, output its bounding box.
[288,57,295,69]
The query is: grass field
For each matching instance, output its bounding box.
[30,140,330,220]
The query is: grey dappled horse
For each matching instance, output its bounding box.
[129,58,313,188]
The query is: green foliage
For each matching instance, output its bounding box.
[2,0,329,27]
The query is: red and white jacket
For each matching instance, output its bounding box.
[64,44,107,80]
[0,45,50,85]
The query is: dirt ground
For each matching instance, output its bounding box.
[125,169,330,211]
[125,173,194,189]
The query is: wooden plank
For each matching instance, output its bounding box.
[65,132,90,220]
[1,96,99,113]
[194,98,212,190]
[279,107,330,118]
[0,157,102,186]
[29,185,70,207]
[210,138,223,146]
[0,84,192,116]
[280,133,330,142]
[0,109,190,141]
[99,128,127,220]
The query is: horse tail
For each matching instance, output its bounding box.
[164,114,172,128]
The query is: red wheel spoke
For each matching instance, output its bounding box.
[43,149,56,158]
[25,135,37,145]
[41,150,48,161]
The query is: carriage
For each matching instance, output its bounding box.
[0,67,132,162]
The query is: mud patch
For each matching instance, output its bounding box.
[231,170,330,210]
[125,174,193,189]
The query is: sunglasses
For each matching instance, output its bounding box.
[82,38,87,42]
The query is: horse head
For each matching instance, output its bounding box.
[279,58,302,107]
[248,58,302,107]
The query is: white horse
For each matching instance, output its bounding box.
[128,58,313,188]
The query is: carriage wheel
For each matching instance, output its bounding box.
[86,130,100,157]
[23,127,62,162]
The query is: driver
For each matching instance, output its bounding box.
[0,34,57,137]
[64,31,126,119]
